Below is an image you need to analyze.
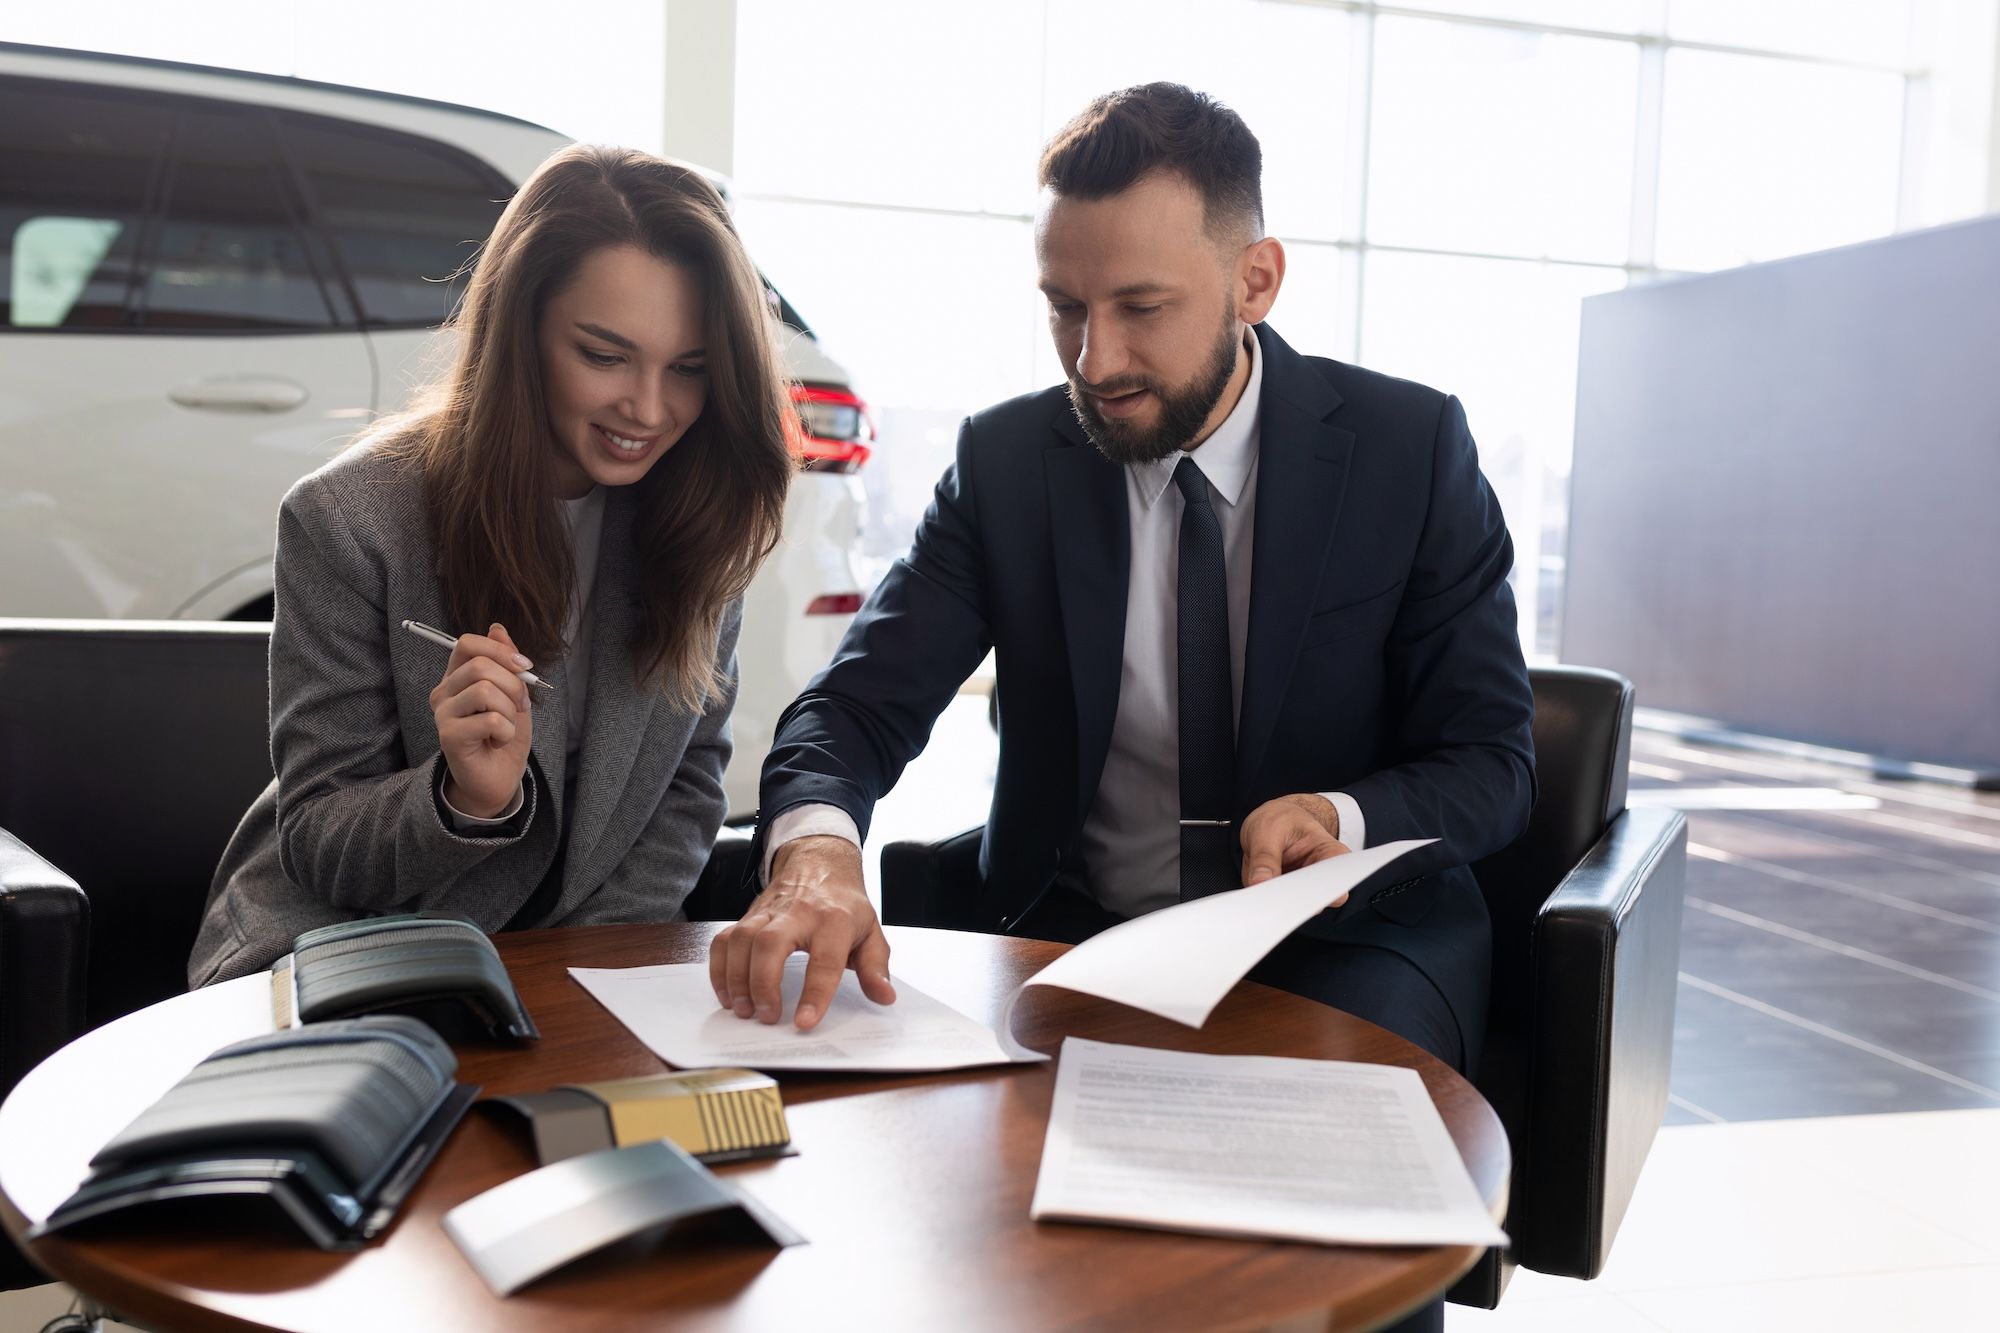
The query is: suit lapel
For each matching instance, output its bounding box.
[1045,402,1130,824]
[1238,325,1353,794]
[559,489,658,899]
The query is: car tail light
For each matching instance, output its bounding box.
[791,384,874,473]
[806,593,864,616]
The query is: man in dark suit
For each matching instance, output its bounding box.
[712,83,1534,1087]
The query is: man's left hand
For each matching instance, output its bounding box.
[1239,794,1350,894]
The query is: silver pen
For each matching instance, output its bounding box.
[400,619,555,690]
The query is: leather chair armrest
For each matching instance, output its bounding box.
[0,827,89,1093]
[880,827,985,931]
[681,826,757,922]
[1521,804,1688,1279]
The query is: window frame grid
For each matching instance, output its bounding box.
[736,0,1921,334]
[732,0,1928,656]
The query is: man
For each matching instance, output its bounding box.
[712,83,1534,1080]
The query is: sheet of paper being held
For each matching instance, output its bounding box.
[992,838,1435,1059]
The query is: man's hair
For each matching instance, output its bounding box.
[1038,82,1264,238]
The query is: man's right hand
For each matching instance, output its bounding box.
[708,835,896,1032]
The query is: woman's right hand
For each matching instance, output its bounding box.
[429,621,535,818]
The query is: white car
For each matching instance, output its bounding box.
[0,42,876,819]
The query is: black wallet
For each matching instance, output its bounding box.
[34,1017,478,1250]
[271,913,539,1044]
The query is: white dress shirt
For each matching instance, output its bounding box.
[764,331,1365,908]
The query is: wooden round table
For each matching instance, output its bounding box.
[0,924,1508,1332]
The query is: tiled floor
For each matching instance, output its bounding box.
[6,697,1994,1329]
[1631,731,2000,1125]
[0,1282,79,1331]
[1447,725,2000,1329]
[1446,1109,1998,1331]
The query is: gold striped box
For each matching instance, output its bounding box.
[488,1068,791,1166]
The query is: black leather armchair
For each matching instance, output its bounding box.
[879,665,1688,1307]
[0,827,88,1289]
[683,823,756,921]
[0,618,756,1025]
[0,619,274,1032]
[0,829,87,1102]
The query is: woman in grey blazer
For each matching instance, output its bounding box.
[190,145,794,985]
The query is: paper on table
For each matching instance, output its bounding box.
[1031,1037,1506,1248]
[570,838,1431,1074]
[995,838,1433,1058]
[569,955,1032,1072]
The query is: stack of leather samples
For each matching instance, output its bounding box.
[271,914,539,1043]
[34,1016,477,1250]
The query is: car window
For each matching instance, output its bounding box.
[281,113,509,328]
[139,104,335,330]
[0,78,165,330]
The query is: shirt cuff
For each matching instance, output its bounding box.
[1319,791,1366,852]
[762,803,862,883]
[443,776,527,830]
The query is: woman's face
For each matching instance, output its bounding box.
[539,244,710,499]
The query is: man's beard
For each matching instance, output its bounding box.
[1068,313,1242,466]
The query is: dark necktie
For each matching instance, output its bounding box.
[1174,457,1238,901]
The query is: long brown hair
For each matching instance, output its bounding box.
[383,144,793,712]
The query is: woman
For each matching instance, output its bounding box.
[189,145,793,985]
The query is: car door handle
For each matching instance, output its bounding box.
[168,376,310,413]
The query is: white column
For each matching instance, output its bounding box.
[1988,2,2000,212]
[663,0,738,176]
[1902,0,2000,224]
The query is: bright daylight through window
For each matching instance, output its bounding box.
[727,0,1964,658]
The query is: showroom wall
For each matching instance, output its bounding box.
[1564,213,2000,773]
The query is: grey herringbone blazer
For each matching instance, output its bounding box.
[189,439,736,986]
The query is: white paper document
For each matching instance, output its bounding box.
[569,956,1027,1072]
[1031,1038,1506,1248]
[994,838,1434,1057]
[572,839,1433,1073]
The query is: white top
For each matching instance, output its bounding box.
[444,486,605,828]
[765,333,1364,909]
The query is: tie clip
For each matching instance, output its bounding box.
[1178,818,1232,827]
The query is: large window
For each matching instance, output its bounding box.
[732,0,1959,652]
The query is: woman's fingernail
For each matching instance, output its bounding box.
[513,654,533,669]
[795,1004,819,1026]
